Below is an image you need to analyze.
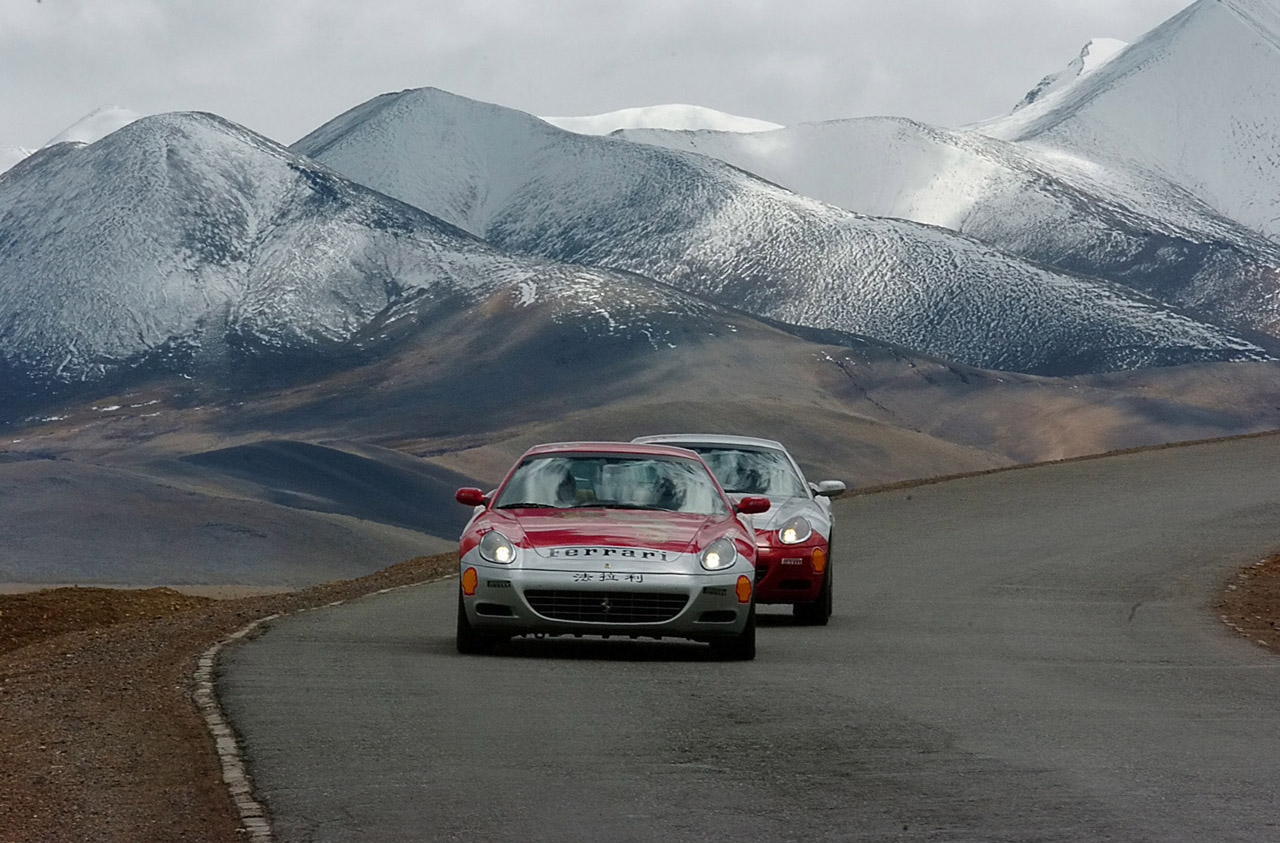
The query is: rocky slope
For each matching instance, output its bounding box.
[618,102,1280,342]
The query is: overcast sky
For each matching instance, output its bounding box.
[3,0,1193,149]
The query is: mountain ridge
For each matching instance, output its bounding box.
[294,87,1265,376]
[0,109,768,403]
[1012,37,1128,112]
[979,0,1280,243]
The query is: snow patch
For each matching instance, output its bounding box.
[543,104,782,135]
[514,280,538,306]
[43,106,144,147]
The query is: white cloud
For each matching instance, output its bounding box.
[1,0,1193,148]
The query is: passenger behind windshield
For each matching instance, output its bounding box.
[495,454,729,515]
[686,447,807,498]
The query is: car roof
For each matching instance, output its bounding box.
[521,441,704,460]
[631,433,789,452]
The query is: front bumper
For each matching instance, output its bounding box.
[753,542,826,603]
[460,551,752,641]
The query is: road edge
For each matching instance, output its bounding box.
[847,427,1280,497]
[194,574,457,842]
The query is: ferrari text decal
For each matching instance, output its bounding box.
[546,547,670,561]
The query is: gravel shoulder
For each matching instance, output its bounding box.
[0,549,1275,843]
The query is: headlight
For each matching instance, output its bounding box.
[778,515,812,545]
[479,529,516,564]
[701,537,738,571]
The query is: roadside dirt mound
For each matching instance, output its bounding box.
[0,587,213,655]
[1218,553,1280,651]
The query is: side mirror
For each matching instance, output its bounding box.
[736,496,771,515]
[456,487,489,507]
[812,480,846,499]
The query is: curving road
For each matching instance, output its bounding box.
[219,435,1280,842]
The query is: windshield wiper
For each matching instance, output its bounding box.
[495,502,557,509]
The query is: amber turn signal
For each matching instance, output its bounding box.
[736,575,753,604]
[462,567,479,596]
[811,547,827,574]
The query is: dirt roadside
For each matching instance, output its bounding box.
[1216,553,1280,652]
[0,550,1275,843]
[0,553,456,843]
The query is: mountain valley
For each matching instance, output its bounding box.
[2,0,1278,588]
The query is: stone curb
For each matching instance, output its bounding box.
[192,575,455,842]
[194,614,279,843]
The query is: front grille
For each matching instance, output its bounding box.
[524,590,688,623]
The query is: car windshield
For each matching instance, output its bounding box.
[494,453,729,515]
[684,446,807,498]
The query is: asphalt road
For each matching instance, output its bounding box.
[219,435,1280,842]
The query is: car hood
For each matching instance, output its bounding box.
[504,509,714,558]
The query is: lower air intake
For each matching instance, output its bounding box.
[524,590,688,623]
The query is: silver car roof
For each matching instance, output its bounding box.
[631,433,789,452]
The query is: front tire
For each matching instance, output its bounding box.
[711,603,756,661]
[793,561,832,626]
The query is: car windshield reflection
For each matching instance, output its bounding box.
[685,447,807,497]
[494,454,728,515]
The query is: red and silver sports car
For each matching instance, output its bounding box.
[454,442,769,659]
[633,435,844,624]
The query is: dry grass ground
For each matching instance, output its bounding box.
[0,549,1275,843]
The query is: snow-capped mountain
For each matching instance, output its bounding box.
[542,104,782,135]
[42,105,144,147]
[0,146,32,175]
[1,107,143,176]
[615,114,1280,340]
[1011,38,1128,112]
[0,111,739,394]
[980,0,1280,244]
[295,87,1264,375]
